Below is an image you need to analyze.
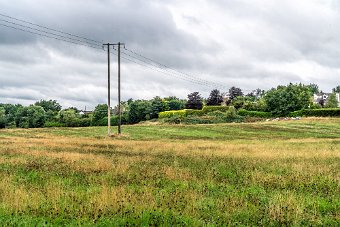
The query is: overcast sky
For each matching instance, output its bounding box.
[0,0,339,109]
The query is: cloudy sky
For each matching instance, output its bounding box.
[0,0,339,109]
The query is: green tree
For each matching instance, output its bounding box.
[35,100,62,112]
[164,96,186,110]
[0,104,22,127]
[58,109,80,127]
[16,105,46,128]
[151,96,165,118]
[254,88,265,99]
[264,83,312,116]
[128,100,152,124]
[332,86,340,93]
[207,89,223,106]
[186,92,203,109]
[35,100,62,122]
[0,107,6,128]
[307,83,319,94]
[92,104,108,124]
[325,93,339,108]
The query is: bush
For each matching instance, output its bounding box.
[78,118,92,127]
[226,106,237,118]
[162,115,184,124]
[289,108,340,117]
[238,109,272,118]
[202,106,230,113]
[159,106,243,124]
[185,110,243,124]
[96,115,128,126]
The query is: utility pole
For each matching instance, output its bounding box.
[113,42,125,134]
[103,43,114,136]
[103,42,125,136]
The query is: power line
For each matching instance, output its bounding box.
[0,13,253,93]
[0,19,215,90]
[0,12,101,45]
[0,23,102,50]
[113,50,215,91]
[0,18,102,48]
[123,48,228,90]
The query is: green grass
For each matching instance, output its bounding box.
[0,118,339,225]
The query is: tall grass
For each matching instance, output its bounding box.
[0,118,339,225]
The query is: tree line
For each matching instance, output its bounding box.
[0,83,339,128]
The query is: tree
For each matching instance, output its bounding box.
[185,92,203,109]
[254,88,265,99]
[227,87,243,104]
[264,83,312,116]
[35,100,62,122]
[332,86,340,93]
[0,107,6,128]
[307,83,319,94]
[325,93,339,108]
[151,96,165,118]
[164,96,185,110]
[128,100,152,124]
[92,104,108,124]
[0,104,22,127]
[58,109,80,127]
[35,100,62,112]
[246,92,256,101]
[16,105,46,128]
[206,89,223,106]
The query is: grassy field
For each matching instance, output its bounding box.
[0,118,339,225]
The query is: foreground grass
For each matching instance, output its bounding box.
[0,118,339,225]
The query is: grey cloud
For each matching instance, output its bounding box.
[0,0,340,109]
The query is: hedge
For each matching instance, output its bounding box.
[289,108,340,117]
[202,106,230,113]
[237,109,272,118]
[185,109,204,116]
[159,106,232,119]
[159,110,187,119]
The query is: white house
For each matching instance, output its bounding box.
[313,93,340,107]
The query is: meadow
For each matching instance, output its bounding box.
[0,118,339,225]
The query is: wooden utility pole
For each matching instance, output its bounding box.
[103,43,114,136]
[114,42,125,134]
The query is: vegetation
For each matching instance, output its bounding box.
[325,93,339,108]
[227,86,243,104]
[333,85,340,93]
[290,108,340,117]
[237,109,272,118]
[185,92,203,110]
[264,83,312,116]
[206,89,223,106]
[0,83,339,128]
[0,119,339,225]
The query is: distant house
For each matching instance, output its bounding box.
[313,93,340,107]
[79,110,93,116]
